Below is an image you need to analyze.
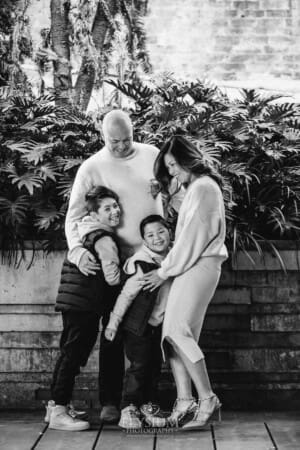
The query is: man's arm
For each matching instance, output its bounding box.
[65,165,100,274]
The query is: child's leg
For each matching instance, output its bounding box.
[120,327,152,410]
[99,306,124,408]
[51,311,99,405]
[144,325,163,405]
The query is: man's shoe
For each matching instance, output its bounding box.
[99,404,120,423]
[44,400,88,423]
[140,402,167,428]
[49,405,90,431]
[118,404,142,429]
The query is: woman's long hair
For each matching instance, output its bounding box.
[154,135,223,192]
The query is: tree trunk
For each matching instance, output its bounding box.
[50,0,72,106]
[73,1,112,112]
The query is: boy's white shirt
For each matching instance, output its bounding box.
[77,216,120,286]
[107,244,172,331]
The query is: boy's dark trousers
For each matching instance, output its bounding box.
[99,300,124,407]
[51,309,124,408]
[51,311,100,405]
[121,324,162,409]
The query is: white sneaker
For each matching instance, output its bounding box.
[118,404,142,429]
[44,401,88,423]
[44,400,56,423]
[49,405,90,431]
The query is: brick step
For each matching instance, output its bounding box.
[2,331,300,349]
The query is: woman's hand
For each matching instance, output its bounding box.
[143,270,165,292]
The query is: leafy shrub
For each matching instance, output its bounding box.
[1,76,300,264]
[0,90,102,262]
[107,75,300,257]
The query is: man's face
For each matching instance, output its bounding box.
[105,122,134,158]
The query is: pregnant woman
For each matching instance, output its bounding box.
[143,135,228,430]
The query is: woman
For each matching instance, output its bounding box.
[143,135,228,430]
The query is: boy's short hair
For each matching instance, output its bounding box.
[85,186,119,212]
[140,214,169,238]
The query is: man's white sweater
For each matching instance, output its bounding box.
[66,143,163,266]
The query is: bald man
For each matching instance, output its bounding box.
[64,110,163,422]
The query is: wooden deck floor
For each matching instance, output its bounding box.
[0,411,299,450]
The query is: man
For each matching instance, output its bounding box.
[65,109,163,422]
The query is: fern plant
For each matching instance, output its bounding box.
[1,77,300,264]
[0,92,102,263]
[105,75,300,260]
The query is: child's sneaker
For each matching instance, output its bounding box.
[44,401,88,423]
[49,405,90,431]
[140,402,167,428]
[44,400,56,423]
[118,404,142,429]
[68,402,89,421]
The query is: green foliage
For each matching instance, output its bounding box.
[0,92,102,259]
[106,75,300,254]
[1,75,300,265]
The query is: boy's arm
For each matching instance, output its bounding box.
[94,236,120,285]
[106,265,144,332]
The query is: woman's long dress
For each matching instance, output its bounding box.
[157,176,228,363]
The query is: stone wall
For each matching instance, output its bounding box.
[144,0,300,98]
[0,244,299,410]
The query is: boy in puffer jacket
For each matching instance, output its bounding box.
[105,215,172,429]
[46,186,122,431]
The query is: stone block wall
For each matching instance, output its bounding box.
[144,0,300,93]
[0,244,300,410]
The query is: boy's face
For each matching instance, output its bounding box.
[92,197,121,228]
[143,222,170,254]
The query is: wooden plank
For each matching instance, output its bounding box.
[0,314,62,332]
[0,421,46,450]
[36,425,99,449]
[0,331,103,348]
[212,287,251,304]
[231,349,300,372]
[156,428,214,449]
[200,331,300,349]
[203,314,250,331]
[231,249,300,271]
[251,314,300,332]
[0,348,99,372]
[214,412,276,450]
[265,412,300,449]
[95,424,154,450]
